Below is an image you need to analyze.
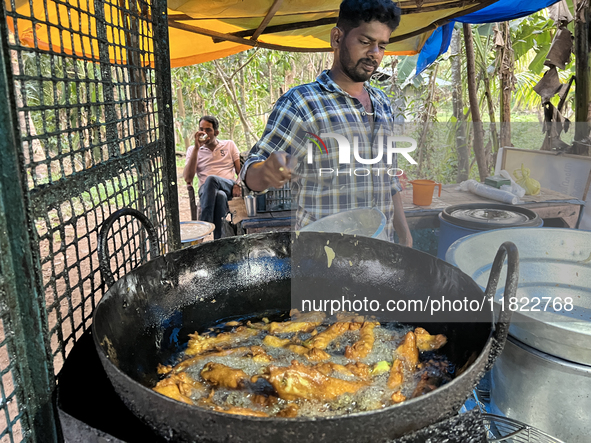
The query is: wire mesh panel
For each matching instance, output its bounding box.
[0,0,178,440]
[0,273,25,443]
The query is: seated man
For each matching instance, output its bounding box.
[183,115,241,239]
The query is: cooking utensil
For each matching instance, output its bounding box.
[299,207,388,240]
[93,232,517,443]
[446,227,591,365]
[491,337,591,443]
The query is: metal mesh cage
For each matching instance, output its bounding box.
[0,0,178,440]
[0,284,25,443]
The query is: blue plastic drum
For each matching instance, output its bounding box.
[437,203,542,259]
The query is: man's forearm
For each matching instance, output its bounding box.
[244,162,271,192]
[183,151,198,184]
[392,192,412,247]
[244,152,292,191]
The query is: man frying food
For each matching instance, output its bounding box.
[241,0,412,247]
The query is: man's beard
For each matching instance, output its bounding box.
[340,44,378,82]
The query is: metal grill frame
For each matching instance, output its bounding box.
[0,0,179,440]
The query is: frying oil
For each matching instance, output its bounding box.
[167,313,451,417]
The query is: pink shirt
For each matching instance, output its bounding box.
[186,140,240,186]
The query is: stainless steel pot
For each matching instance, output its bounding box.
[490,336,591,443]
[446,227,591,442]
[446,227,591,365]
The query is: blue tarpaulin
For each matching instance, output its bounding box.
[415,0,561,75]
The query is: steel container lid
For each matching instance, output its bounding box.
[441,203,542,230]
[446,227,591,366]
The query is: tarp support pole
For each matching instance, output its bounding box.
[573,0,590,155]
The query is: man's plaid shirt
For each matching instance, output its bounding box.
[241,70,403,240]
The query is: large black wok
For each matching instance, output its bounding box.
[92,231,517,442]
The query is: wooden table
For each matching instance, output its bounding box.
[229,185,584,234]
[400,185,584,229]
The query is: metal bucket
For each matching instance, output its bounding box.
[300,207,388,241]
[446,227,591,364]
[491,336,591,443]
[446,227,591,442]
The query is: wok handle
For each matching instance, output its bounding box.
[483,241,519,372]
[98,207,160,289]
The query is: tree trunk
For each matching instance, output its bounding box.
[213,60,256,147]
[451,29,469,183]
[176,84,190,149]
[268,62,274,105]
[573,0,590,155]
[417,65,438,175]
[463,23,488,182]
[483,76,499,154]
[499,21,514,149]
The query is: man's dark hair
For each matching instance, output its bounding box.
[337,0,401,34]
[200,115,219,131]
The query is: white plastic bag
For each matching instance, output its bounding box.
[499,170,526,198]
[459,179,520,205]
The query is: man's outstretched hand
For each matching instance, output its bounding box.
[245,152,293,192]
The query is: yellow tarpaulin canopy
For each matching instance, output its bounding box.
[6,0,498,67]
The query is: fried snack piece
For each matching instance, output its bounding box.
[313,362,370,380]
[250,345,274,363]
[304,348,331,362]
[252,394,278,408]
[396,331,419,371]
[303,322,350,350]
[263,335,330,361]
[285,344,311,355]
[387,331,421,392]
[157,363,172,375]
[153,382,193,405]
[345,321,379,360]
[287,344,331,362]
[314,362,354,378]
[411,372,439,398]
[201,362,248,389]
[269,321,321,334]
[186,326,259,356]
[263,335,291,348]
[264,360,367,401]
[177,372,208,397]
[414,327,447,352]
[173,347,252,374]
[214,406,269,417]
[290,310,326,323]
[153,372,205,404]
[276,404,299,417]
[247,317,321,334]
[348,322,363,332]
[345,362,370,380]
[335,312,365,323]
[412,359,453,398]
[387,358,404,390]
[391,391,406,404]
